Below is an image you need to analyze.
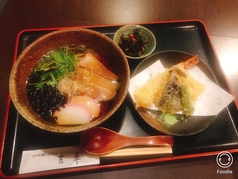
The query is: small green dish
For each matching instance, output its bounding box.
[113,25,156,60]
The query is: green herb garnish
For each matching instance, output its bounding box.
[30,45,87,90]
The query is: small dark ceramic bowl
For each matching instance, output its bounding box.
[9,28,130,133]
[113,25,156,59]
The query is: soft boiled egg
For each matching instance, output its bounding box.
[68,95,100,118]
[53,103,91,125]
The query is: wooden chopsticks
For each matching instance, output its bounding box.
[101,146,173,158]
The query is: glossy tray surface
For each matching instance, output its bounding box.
[1,21,238,178]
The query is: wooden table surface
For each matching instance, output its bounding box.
[0,0,238,178]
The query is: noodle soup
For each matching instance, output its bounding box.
[26,45,119,125]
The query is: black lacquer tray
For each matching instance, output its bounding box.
[1,20,238,178]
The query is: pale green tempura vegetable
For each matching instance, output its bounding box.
[180,84,194,115]
[158,84,195,127]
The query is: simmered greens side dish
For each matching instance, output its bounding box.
[26,45,119,125]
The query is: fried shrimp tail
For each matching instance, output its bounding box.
[179,55,199,69]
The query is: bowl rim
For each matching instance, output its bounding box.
[113,25,156,60]
[9,28,130,133]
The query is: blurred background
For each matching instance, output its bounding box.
[0,0,7,13]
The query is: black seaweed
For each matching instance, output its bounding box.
[26,70,67,123]
[118,29,147,57]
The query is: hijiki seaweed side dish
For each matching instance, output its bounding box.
[26,45,119,125]
[118,29,148,57]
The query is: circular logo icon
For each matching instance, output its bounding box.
[216,151,233,168]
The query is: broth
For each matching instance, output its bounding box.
[26,45,118,125]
